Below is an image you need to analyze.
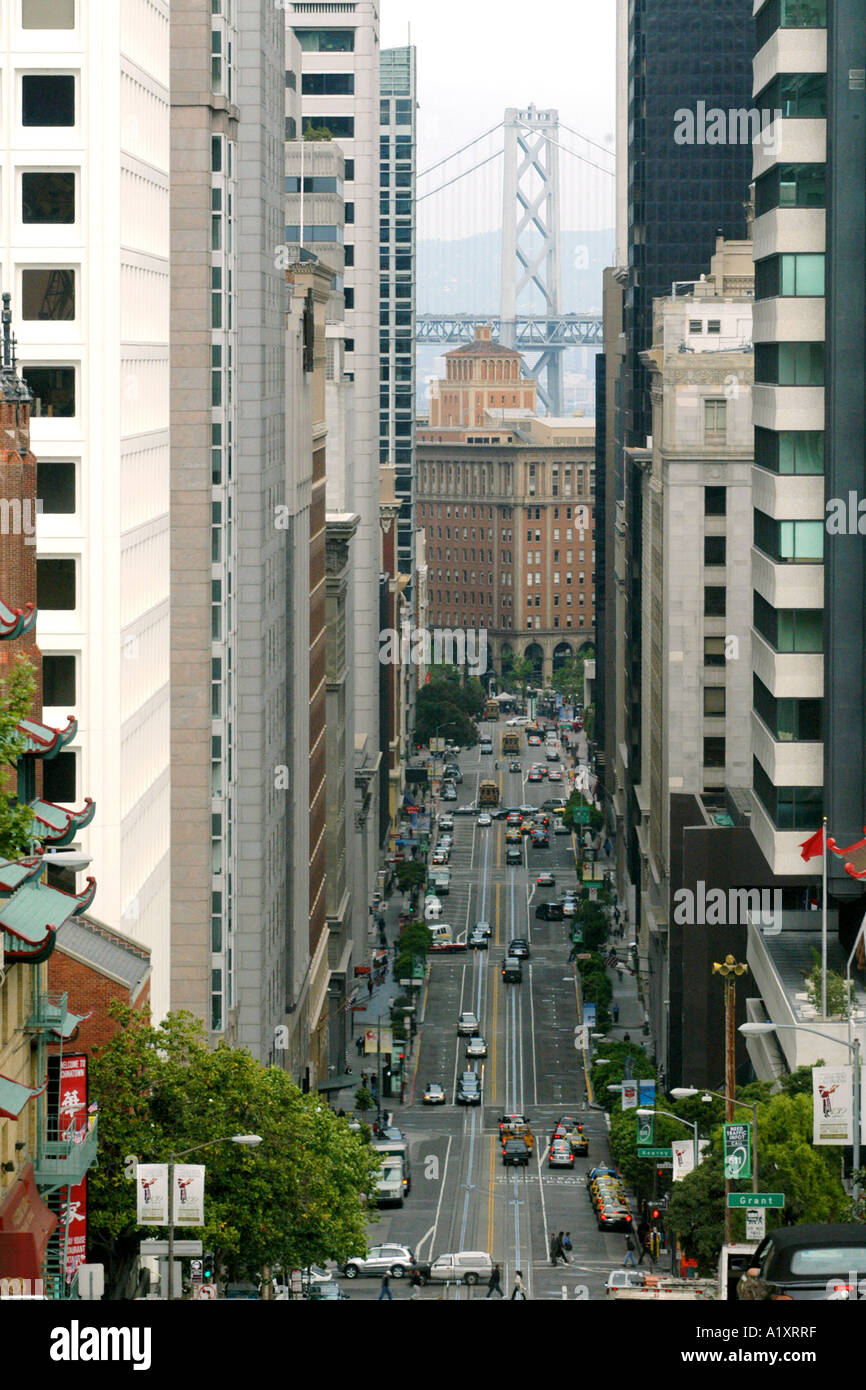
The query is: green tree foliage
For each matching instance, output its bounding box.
[578,953,613,1028]
[576,901,608,952]
[805,947,850,1019]
[414,665,481,748]
[563,788,603,835]
[508,657,533,703]
[395,860,426,894]
[551,654,586,706]
[394,920,431,982]
[88,1006,382,1295]
[0,656,37,857]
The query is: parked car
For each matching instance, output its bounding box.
[306,1280,349,1301]
[457,1010,480,1035]
[561,898,578,917]
[736,1225,866,1301]
[546,749,559,762]
[508,938,530,959]
[456,1070,482,1106]
[412,1252,493,1287]
[342,1244,415,1280]
[466,1035,487,1058]
[423,1082,446,1106]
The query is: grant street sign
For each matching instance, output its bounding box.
[726,1192,784,1209]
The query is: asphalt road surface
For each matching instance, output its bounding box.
[346,721,628,1301]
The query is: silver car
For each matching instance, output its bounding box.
[342,1244,414,1280]
[466,1035,487,1058]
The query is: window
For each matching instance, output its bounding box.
[753,592,823,652]
[754,427,824,474]
[37,460,75,512]
[285,117,297,140]
[689,319,703,334]
[704,486,726,517]
[707,320,721,335]
[754,674,822,741]
[37,557,75,609]
[756,72,827,118]
[302,72,354,95]
[704,399,727,439]
[22,0,76,27]
[754,511,824,562]
[22,74,75,126]
[756,0,827,49]
[23,365,75,417]
[22,171,75,224]
[304,116,354,139]
[285,176,342,194]
[704,535,726,566]
[704,587,726,617]
[753,757,822,830]
[756,253,825,299]
[703,737,726,767]
[22,268,75,321]
[295,28,355,52]
[755,163,826,215]
[704,637,726,667]
[704,687,726,716]
[43,654,75,704]
[756,341,824,386]
[43,750,75,802]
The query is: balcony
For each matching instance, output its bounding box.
[34,1118,98,1193]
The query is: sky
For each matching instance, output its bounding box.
[380,0,616,169]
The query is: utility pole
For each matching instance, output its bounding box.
[712,955,748,1244]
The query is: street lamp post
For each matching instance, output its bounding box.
[671,1087,759,1194]
[740,1020,861,1204]
[165,1134,262,1300]
[712,955,748,1242]
[636,1107,700,1169]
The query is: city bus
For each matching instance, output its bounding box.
[479,779,501,808]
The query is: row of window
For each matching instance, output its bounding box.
[754,510,823,563]
[756,0,827,51]
[753,757,822,831]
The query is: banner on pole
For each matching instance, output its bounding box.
[136,1164,168,1225]
[812,1066,854,1145]
[723,1122,752,1180]
[621,1079,637,1110]
[671,1139,695,1182]
[172,1165,206,1226]
[638,1079,656,1108]
[636,1112,654,1145]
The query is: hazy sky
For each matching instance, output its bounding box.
[380,0,616,168]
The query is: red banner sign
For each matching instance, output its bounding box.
[60,1178,86,1284]
[58,1055,87,1281]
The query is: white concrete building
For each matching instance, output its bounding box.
[1,0,172,1014]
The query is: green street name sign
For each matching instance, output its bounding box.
[572,807,591,824]
[726,1193,784,1209]
[638,1146,672,1159]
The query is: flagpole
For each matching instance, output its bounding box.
[821,816,828,1022]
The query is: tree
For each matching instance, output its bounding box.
[551,654,586,706]
[563,788,602,835]
[0,656,37,857]
[414,670,480,748]
[88,1006,382,1295]
[805,947,850,1019]
[395,861,426,894]
[508,657,533,705]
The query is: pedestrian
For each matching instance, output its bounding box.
[637,1232,651,1265]
[410,1270,423,1300]
[623,1234,637,1268]
[612,1003,620,1023]
[562,1232,573,1255]
[549,1232,559,1267]
[378,1274,393,1300]
[556,1231,569,1265]
[367,976,373,996]
[486,1264,504,1298]
[356,1036,365,1057]
[510,1269,527,1300]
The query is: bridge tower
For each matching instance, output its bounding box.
[500,105,564,414]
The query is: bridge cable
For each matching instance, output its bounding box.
[417,120,505,180]
[416,147,504,204]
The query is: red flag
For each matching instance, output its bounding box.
[799,827,824,861]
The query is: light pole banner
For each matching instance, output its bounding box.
[723,1122,752,1180]
[621,1079,637,1110]
[671,1139,695,1181]
[812,1066,854,1145]
[638,1080,656,1108]
[136,1164,168,1225]
[636,1112,654,1145]
[172,1165,206,1226]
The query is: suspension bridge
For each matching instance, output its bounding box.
[416,105,615,413]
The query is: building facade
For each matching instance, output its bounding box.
[0,0,172,1015]
[418,328,596,684]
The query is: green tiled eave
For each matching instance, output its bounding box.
[17,715,78,759]
[0,854,44,893]
[0,1073,47,1121]
[0,598,36,640]
[0,876,97,962]
[29,797,96,846]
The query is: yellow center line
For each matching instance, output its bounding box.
[487,1131,496,1257]
[490,958,499,1105]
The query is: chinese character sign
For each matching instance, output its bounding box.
[58,1055,88,1142]
[60,1179,87,1284]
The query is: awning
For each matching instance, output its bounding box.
[0,1164,58,1281]
[317,1073,357,1093]
[0,1074,48,1121]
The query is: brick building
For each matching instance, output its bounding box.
[47,915,151,1060]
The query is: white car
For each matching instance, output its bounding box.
[466,1035,488,1058]
[457,1010,480,1036]
[342,1245,415,1280]
[477,813,492,827]
[438,815,454,832]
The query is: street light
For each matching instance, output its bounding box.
[740,1019,861,1203]
[671,1087,759,1194]
[166,1134,263,1299]
[637,1107,700,1168]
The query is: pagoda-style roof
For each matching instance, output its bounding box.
[0,1074,47,1121]
[0,597,37,640]
[29,797,96,847]
[17,715,78,759]
[0,854,44,893]
[0,875,97,963]
[49,1005,93,1041]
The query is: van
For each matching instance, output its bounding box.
[429,923,453,946]
[375,1156,405,1208]
[415,1251,493,1287]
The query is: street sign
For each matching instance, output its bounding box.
[726,1193,784,1209]
[572,807,591,824]
[745,1208,766,1242]
[140,1240,203,1257]
[723,1122,752,1180]
[637,1146,673,1159]
[194,1285,217,1300]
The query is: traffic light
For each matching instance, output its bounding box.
[651,1207,661,1223]
[203,1251,214,1282]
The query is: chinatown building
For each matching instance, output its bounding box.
[0,296,97,1298]
[417,326,597,685]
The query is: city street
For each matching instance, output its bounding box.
[345,721,631,1299]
